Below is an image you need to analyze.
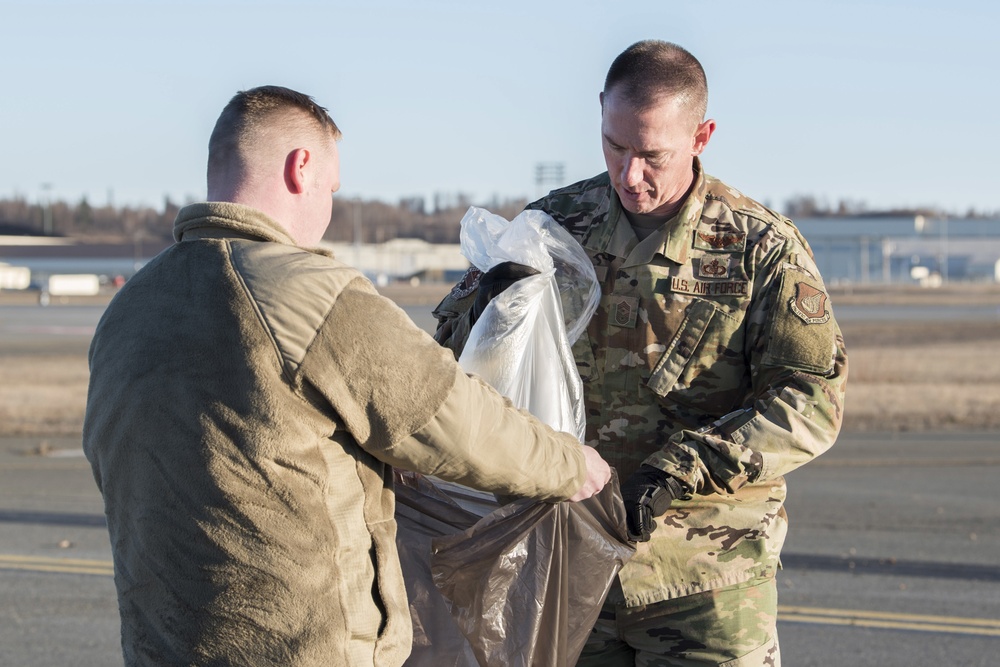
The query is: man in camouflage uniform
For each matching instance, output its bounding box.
[433,40,848,666]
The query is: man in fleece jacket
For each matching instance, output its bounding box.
[83,85,611,667]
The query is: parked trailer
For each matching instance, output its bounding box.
[0,263,31,290]
[46,274,101,296]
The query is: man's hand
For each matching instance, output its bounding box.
[472,261,540,324]
[620,464,687,542]
[568,445,612,502]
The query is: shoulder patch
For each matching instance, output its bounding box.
[762,269,836,374]
[789,282,831,324]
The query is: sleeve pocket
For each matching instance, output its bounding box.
[761,269,837,375]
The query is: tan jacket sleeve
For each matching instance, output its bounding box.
[299,277,586,502]
[389,367,586,501]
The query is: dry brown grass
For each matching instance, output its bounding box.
[0,353,89,436]
[839,319,1000,432]
[2,286,998,436]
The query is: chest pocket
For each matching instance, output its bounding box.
[645,298,745,414]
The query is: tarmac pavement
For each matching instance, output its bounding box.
[1,296,998,665]
[1,432,998,666]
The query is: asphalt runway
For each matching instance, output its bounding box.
[1,300,998,666]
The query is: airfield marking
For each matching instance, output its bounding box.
[1,554,996,637]
[0,554,113,576]
[778,605,1000,637]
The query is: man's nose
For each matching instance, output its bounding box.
[621,157,643,189]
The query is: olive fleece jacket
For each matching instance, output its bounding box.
[83,202,586,667]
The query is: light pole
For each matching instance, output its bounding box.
[40,183,53,235]
[535,162,565,200]
[940,216,949,284]
[353,197,363,270]
[881,237,892,283]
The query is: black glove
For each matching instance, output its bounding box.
[620,464,688,542]
[471,261,540,324]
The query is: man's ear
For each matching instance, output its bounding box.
[284,148,311,194]
[691,119,716,156]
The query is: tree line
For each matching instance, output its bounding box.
[1,193,996,246]
[782,194,998,220]
[0,194,529,245]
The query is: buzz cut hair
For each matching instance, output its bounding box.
[207,85,341,185]
[603,40,708,121]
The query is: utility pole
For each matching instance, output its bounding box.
[534,162,565,200]
[881,238,892,283]
[353,198,363,269]
[940,216,949,284]
[40,183,53,235]
[859,235,870,284]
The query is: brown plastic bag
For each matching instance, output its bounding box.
[395,471,487,666]
[396,470,634,667]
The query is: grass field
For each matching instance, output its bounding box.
[829,285,1000,432]
[2,284,998,437]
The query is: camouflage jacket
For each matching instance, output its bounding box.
[432,161,848,606]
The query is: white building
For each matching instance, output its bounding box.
[320,238,469,285]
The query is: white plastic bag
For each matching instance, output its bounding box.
[397,207,628,667]
[457,207,599,441]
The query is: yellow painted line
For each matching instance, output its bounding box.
[0,554,114,576]
[812,458,1000,468]
[779,605,1000,637]
[781,605,1000,628]
[0,557,996,638]
[0,461,91,471]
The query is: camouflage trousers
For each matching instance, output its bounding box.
[575,575,779,667]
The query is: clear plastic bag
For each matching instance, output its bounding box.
[395,471,485,666]
[430,471,633,667]
[397,469,634,667]
[457,207,600,440]
[459,206,599,346]
[396,206,631,667]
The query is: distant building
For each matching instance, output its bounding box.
[320,238,469,285]
[796,216,1000,284]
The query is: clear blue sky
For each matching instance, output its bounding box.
[2,0,998,215]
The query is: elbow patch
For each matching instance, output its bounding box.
[761,268,837,375]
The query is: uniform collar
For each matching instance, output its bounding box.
[173,202,297,246]
[657,158,707,266]
[587,159,708,268]
[576,180,630,258]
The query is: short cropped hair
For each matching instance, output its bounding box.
[603,40,708,121]
[207,85,341,184]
